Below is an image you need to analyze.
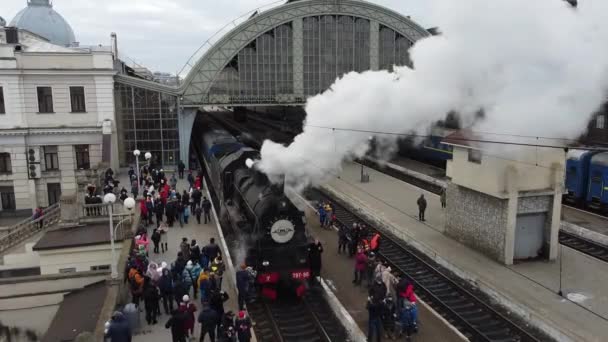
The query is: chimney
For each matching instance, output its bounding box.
[110,32,118,60]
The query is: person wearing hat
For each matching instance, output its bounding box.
[104,311,131,342]
[198,302,219,342]
[235,310,252,342]
[178,295,197,339]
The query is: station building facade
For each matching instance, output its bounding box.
[0,27,117,214]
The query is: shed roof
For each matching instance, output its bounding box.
[442,129,480,148]
[33,222,126,251]
[41,280,107,342]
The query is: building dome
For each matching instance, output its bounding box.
[9,0,76,46]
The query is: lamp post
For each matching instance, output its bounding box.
[133,149,141,191]
[145,152,152,168]
[104,194,136,280]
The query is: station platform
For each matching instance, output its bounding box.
[115,173,241,342]
[322,162,608,342]
[387,157,608,240]
[286,189,466,342]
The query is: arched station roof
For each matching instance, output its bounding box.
[178,0,430,106]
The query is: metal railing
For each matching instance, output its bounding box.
[0,203,61,254]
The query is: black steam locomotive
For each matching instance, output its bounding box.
[199,123,311,299]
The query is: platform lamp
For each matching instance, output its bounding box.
[133,149,141,191]
[145,151,152,168]
[104,194,136,280]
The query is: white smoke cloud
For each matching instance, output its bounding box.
[259,0,608,189]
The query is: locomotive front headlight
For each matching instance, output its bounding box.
[262,261,270,266]
[299,258,306,264]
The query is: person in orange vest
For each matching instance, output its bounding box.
[370,233,381,253]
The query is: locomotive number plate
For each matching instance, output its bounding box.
[291,270,310,279]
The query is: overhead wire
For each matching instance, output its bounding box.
[304,124,608,152]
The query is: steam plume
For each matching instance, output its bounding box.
[259,0,608,189]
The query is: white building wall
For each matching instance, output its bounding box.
[37,242,124,275]
[21,74,100,127]
[0,74,26,128]
[0,30,118,215]
[447,147,565,198]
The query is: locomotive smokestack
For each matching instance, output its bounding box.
[246,158,285,195]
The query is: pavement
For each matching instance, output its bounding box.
[390,157,608,238]
[115,174,240,342]
[322,161,608,342]
[287,189,467,342]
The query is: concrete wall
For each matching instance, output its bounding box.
[447,146,565,198]
[446,182,509,263]
[18,52,113,70]
[38,242,124,275]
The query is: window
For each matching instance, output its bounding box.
[91,265,110,271]
[44,146,59,170]
[70,86,86,112]
[597,115,605,129]
[37,86,54,113]
[468,149,482,164]
[47,183,61,205]
[0,86,5,114]
[0,153,11,173]
[58,267,76,274]
[0,186,15,211]
[75,145,90,169]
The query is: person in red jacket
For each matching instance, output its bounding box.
[139,200,148,222]
[353,248,367,285]
[396,276,418,332]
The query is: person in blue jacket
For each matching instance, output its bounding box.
[105,311,132,342]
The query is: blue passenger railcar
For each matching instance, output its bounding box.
[586,152,608,211]
[564,150,598,205]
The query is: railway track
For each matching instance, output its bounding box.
[362,159,608,263]
[559,230,608,262]
[192,120,348,342]
[311,189,545,342]
[248,288,346,342]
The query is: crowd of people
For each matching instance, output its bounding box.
[104,163,254,342]
[323,201,419,341]
[102,164,421,341]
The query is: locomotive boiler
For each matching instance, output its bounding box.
[199,123,311,299]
